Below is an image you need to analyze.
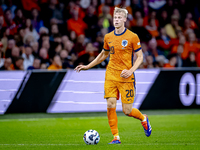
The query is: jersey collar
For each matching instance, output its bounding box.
[114,28,127,36]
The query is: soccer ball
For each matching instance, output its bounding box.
[83,129,100,145]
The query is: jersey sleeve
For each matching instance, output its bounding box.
[132,34,141,52]
[103,35,110,51]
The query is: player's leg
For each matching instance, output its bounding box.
[122,103,152,137]
[104,80,121,144]
[107,97,121,144]
[119,82,152,137]
[122,103,145,121]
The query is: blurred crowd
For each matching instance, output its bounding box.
[0,0,200,71]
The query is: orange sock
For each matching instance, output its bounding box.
[107,108,118,136]
[128,108,145,121]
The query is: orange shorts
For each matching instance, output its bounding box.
[104,80,135,104]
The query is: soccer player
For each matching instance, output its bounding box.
[75,7,152,144]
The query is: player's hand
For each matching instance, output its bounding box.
[74,65,89,72]
[120,69,133,78]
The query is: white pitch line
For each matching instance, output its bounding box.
[0,89,17,92]
[0,118,56,122]
[0,79,22,81]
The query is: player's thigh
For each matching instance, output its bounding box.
[117,82,135,104]
[104,80,119,100]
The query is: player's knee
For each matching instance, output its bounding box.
[107,102,115,108]
[123,108,132,115]
[107,100,116,108]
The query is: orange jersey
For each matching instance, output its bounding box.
[103,28,141,82]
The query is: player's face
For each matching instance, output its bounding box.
[113,12,126,28]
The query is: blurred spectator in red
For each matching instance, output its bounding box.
[21,0,40,11]
[163,54,177,68]
[31,8,44,33]
[4,8,18,35]
[185,32,200,56]
[157,27,173,56]
[22,45,34,70]
[171,35,188,60]
[10,56,24,70]
[143,10,159,28]
[165,15,182,39]
[67,8,87,36]
[27,57,41,70]
[13,8,25,28]
[145,18,159,38]
[48,54,62,70]
[185,12,198,30]
[196,52,200,67]
[74,34,86,54]
[74,0,86,19]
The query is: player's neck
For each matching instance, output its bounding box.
[115,26,125,34]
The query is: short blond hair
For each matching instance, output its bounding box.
[114,7,128,18]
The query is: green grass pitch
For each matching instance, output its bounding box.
[0,109,200,150]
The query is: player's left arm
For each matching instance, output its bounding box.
[120,50,143,78]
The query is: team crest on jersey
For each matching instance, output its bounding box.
[122,40,128,47]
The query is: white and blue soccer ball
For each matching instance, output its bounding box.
[83,129,100,145]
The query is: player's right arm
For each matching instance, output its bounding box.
[74,50,110,72]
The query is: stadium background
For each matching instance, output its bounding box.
[0,0,200,149]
